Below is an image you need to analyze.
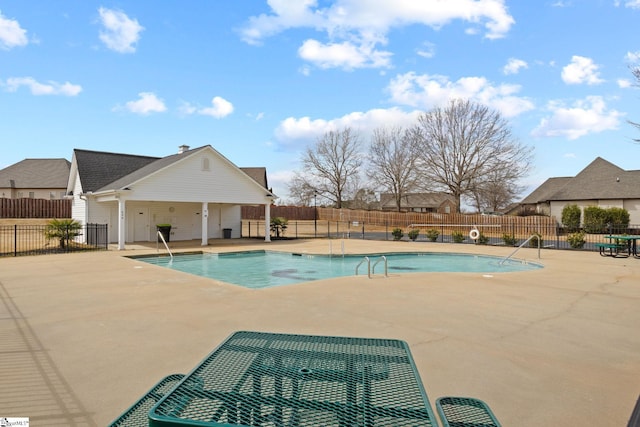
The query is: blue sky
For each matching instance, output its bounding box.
[1,1,639,203]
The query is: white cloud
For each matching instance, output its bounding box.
[240,0,514,69]
[623,0,640,8]
[181,96,234,118]
[531,96,622,140]
[387,72,535,118]
[98,7,144,53]
[298,38,392,70]
[618,79,632,88]
[561,55,604,85]
[416,41,436,59]
[122,92,167,115]
[503,58,528,75]
[274,107,421,147]
[3,77,82,96]
[625,51,640,64]
[0,10,28,49]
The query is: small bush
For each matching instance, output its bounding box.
[476,232,489,245]
[452,230,465,243]
[529,232,543,248]
[502,233,517,246]
[583,206,607,233]
[567,231,586,249]
[607,207,630,228]
[44,218,83,249]
[270,217,288,238]
[407,228,420,241]
[391,227,404,240]
[561,204,581,232]
[425,228,440,242]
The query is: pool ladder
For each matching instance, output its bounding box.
[355,256,388,278]
[499,234,540,265]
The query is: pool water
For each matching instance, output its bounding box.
[134,250,542,289]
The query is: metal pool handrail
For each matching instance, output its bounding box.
[355,256,370,278]
[372,255,388,277]
[499,234,540,265]
[157,230,173,260]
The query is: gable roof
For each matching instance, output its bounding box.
[74,145,270,194]
[521,157,640,203]
[0,158,71,189]
[73,149,158,193]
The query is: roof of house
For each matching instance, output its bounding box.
[74,146,269,193]
[380,192,455,209]
[521,157,640,203]
[0,158,71,189]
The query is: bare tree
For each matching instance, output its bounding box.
[300,128,363,208]
[366,126,422,211]
[414,99,533,213]
[469,168,524,213]
[286,172,317,206]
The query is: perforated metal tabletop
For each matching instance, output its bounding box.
[149,331,437,426]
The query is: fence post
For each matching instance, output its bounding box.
[14,224,17,257]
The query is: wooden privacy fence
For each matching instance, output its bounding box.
[0,198,71,219]
[242,205,558,237]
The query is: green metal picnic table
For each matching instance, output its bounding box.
[605,235,640,258]
[148,331,439,426]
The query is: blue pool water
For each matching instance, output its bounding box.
[133,250,542,289]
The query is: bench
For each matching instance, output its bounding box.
[595,242,628,257]
[436,396,501,427]
[108,374,184,427]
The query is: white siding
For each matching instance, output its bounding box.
[123,151,268,204]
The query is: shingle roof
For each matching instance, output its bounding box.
[521,157,640,203]
[0,158,71,188]
[74,149,159,193]
[240,167,268,189]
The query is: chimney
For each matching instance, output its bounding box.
[178,145,190,154]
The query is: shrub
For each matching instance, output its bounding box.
[407,228,420,241]
[567,231,586,249]
[561,204,581,232]
[270,217,288,238]
[391,227,404,240]
[606,207,630,229]
[425,228,440,242]
[583,206,608,233]
[476,232,489,245]
[502,233,517,246]
[529,232,543,248]
[451,230,465,243]
[44,218,83,249]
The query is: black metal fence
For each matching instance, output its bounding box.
[242,220,640,252]
[0,223,108,257]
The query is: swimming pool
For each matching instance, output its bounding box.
[133,250,542,289]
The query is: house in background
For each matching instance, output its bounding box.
[68,145,275,250]
[379,192,456,213]
[0,158,71,199]
[517,157,640,224]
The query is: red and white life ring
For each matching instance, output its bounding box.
[469,228,480,240]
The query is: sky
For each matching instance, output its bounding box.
[1,0,639,205]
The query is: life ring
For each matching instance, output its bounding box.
[469,228,480,240]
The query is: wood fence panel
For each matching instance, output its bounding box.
[0,198,71,219]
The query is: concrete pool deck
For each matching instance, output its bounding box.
[1,238,639,426]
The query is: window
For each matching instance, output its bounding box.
[50,192,56,199]
[202,158,210,171]
[29,192,35,199]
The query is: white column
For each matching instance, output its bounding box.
[201,202,208,246]
[117,198,126,250]
[264,202,271,242]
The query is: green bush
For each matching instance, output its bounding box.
[270,217,288,238]
[529,232,543,248]
[476,232,489,245]
[44,218,83,249]
[391,227,404,240]
[502,233,517,246]
[607,207,630,228]
[583,206,608,233]
[407,228,420,241]
[567,231,586,249]
[425,228,440,242]
[561,204,581,232]
[451,230,465,243]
